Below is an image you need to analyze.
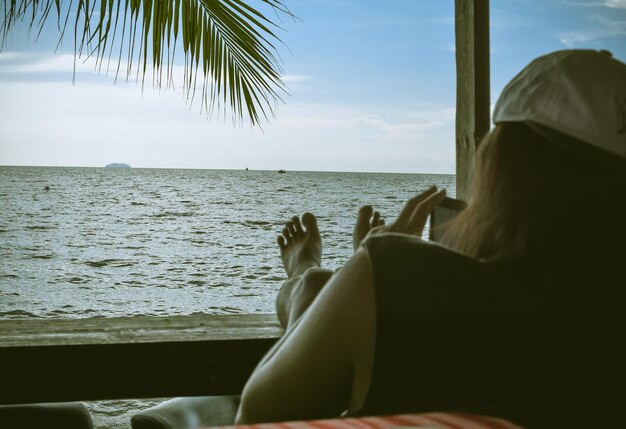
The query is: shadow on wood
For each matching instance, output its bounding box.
[0,314,282,405]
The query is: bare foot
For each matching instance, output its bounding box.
[277,212,322,277]
[353,205,385,252]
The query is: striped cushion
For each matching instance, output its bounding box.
[207,413,524,429]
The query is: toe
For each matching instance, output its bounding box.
[357,205,373,224]
[277,235,286,252]
[291,216,303,237]
[282,226,292,243]
[301,212,320,236]
[287,221,297,240]
[371,211,381,227]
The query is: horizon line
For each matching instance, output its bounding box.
[0,164,456,176]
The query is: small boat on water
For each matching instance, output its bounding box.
[277,169,286,173]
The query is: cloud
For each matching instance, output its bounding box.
[558,14,626,46]
[258,102,456,173]
[0,52,31,61]
[282,74,312,83]
[0,51,311,109]
[0,51,310,84]
[268,102,455,150]
[563,0,626,8]
[0,51,261,115]
[0,53,90,74]
[0,77,457,173]
[605,0,626,8]
[0,51,140,79]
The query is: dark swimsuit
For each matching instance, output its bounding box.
[359,233,622,427]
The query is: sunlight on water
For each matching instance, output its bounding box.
[0,166,455,319]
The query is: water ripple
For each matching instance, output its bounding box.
[84,259,136,268]
[1,166,455,322]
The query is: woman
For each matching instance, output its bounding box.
[235,50,626,427]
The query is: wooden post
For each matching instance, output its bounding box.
[455,0,490,200]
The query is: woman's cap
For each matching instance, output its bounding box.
[493,49,626,162]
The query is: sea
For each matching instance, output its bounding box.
[0,166,455,428]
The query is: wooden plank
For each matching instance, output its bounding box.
[0,314,283,405]
[0,314,282,347]
[455,0,490,200]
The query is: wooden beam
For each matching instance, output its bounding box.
[0,314,282,405]
[455,0,490,200]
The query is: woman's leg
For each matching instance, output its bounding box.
[274,212,330,328]
[275,207,383,328]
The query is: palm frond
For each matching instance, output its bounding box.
[1,0,293,125]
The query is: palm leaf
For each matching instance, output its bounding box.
[1,0,293,125]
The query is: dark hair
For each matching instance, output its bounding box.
[443,122,626,285]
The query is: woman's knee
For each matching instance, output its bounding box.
[301,268,333,291]
[294,268,333,304]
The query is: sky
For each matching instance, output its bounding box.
[0,0,625,174]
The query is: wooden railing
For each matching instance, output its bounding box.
[0,314,282,405]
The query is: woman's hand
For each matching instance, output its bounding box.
[367,186,447,238]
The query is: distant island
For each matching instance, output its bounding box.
[105,163,131,169]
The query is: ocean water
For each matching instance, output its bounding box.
[0,166,455,427]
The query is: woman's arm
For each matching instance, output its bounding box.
[235,249,377,424]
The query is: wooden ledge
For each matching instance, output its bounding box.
[0,314,283,405]
[0,314,283,347]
